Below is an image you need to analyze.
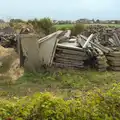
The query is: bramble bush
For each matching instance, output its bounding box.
[28,18,56,35]
[0,83,120,120]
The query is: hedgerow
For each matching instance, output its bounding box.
[0,83,120,120]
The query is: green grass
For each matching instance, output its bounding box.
[54,23,120,30]
[0,69,120,99]
[54,24,74,30]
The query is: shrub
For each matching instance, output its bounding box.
[0,83,120,120]
[28,18,55,35]
[71,23,85,36]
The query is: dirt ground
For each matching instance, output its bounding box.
[0,45,24,82]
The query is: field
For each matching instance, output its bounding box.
[55,23,120,30]
[54,24,74,30]
[0,68,120,98]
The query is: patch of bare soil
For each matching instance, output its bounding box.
[0,45,24,82]
[8,58,24,82]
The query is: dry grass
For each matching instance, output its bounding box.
[0,45,13,57]
[0,45,24,83]
[8,58,24,82]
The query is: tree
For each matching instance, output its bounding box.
[96,19,100,23]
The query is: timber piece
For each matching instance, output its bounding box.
[110,66,120,71]
[107,60,120,65]
[56,47,86,56]
[83,34,94,48]
[93,47,104,56]
[112,36,118,46]
[56,48,86,56]
[77,36,86,47]
[54,57,84,63]
[106,51,120,57]
[93,42,113,53]
[57,43,84,52]
[109,38,116,46]
[64,30,71,38]
[80,35,113,53]
[107,61,120,67]
[53,62,84,68]
[55,54,88,61]
[58,30,71,43]
[56,46,86,53]
[68,39,76,43]
[113,33,120,46]
[54,61,84,66]
[106,56,120,61]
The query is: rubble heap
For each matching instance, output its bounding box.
[18,25,120,72]
[0,27,16,48]
[80,25,120,71]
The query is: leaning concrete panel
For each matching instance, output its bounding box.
[37,31,63,66]
[20,33,40,72]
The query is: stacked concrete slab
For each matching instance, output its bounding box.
[53,43,88,69]
[94,55,108,71]
[106,51,120,71]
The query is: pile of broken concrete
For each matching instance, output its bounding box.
[18,25,120,72]
[53,26,120,71]
[0,26,17,48]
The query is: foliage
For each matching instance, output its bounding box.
[0,83,120,120]
[55,24,74,30]
[9,19,25,29]
[10,19,25,23]
[28,18,55,35]
[56,23,85,36]
[71,23,85,36]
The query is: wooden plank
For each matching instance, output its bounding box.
[57,44,84,51]
[56,49,87,56]
[55,54,88,60]
[83,34,94,48]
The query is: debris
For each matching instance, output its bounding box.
[19,31,63,72]
[83,34,94,48]
[106,51,120,71]
[0,26,16,48]
[18,25,120,72]
[53,43,87,68]
[112,33,120,46]
[58,30,71,43]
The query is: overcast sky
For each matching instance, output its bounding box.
[0,0,119,20]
